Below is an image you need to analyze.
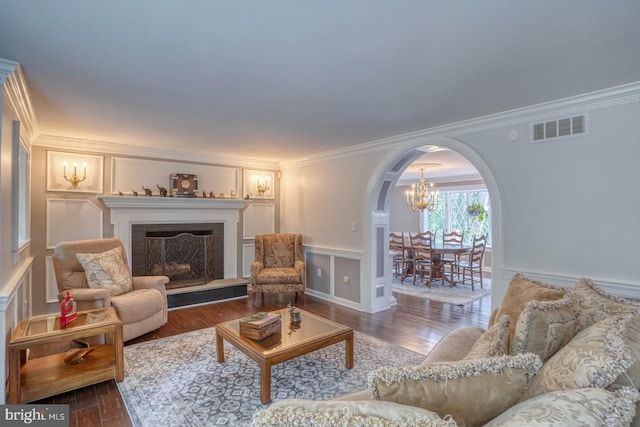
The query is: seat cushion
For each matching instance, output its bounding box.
[111,288,165,324]
[256,268,302,285]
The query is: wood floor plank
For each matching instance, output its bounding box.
[32,291,492,425]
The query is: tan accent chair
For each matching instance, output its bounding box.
[250,234,305,304]
[52,238,169,342]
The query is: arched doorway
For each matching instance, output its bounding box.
[362,136,503,313]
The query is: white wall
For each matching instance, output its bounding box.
[281,84,640,312]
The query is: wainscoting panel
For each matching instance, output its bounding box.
[45,199,103,249]
[242,203,275,239]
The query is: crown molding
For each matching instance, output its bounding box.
[34,134,280,170]
[0,58,18,81]
[281,81,640,170]
[3,64,40,144]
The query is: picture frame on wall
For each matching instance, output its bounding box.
[46,151,104,193]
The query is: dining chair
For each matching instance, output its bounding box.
[410,231,437,287]
[389,232,407,282]
[442,230,464,264]
[449,233,487,291]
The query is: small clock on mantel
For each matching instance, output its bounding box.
[171,173,198,197]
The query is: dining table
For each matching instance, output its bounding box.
[404,242,472,287]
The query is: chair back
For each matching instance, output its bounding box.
[468,234,487,265]
[410,231,434,261]
[52,238,130,291]
[389,232,404,255]
[443,230,464,246]
[254,234,303,268]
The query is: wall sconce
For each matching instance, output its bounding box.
[63,161,87,189]
[257,177,271,196]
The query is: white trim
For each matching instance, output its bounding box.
[501,268,640,301]
[45,257,60,303]
[3,64,39,143]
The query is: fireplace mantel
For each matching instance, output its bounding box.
[98,196,250,279]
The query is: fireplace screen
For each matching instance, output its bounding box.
[145,232,214,289]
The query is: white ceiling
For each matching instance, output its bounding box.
[1,1,639,169]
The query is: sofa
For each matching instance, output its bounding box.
[253,273,640,426]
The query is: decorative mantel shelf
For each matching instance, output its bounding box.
[98,196,250,210]
[97,196,250,279]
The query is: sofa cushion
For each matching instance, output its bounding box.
[255,268,303,285]
[368,353,542,427]
[510,298,577,362]
[111,288,165,323]
[523,312,637,400]
[252,399,457,427]
[569,277,640,333]
[463,315,511,360]
[489,273,565,341]
[485,387,640,427]
[76,247,133,296]
[421,326,486,365]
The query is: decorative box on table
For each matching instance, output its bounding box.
[239,312,281,340]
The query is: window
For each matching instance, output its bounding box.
[12,120,30,262]
[423,189,491,246]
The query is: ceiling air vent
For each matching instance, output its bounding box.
[531,114,587,142]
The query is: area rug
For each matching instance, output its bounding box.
[393,277,491,306]
[117,327,425,426]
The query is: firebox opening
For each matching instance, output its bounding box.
[131,223,224,290]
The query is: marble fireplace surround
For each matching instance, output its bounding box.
[98,196,249,279]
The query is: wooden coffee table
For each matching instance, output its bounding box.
[216,307,354,404]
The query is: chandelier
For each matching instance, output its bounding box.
[406,165,440,212]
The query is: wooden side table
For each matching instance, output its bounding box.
[8,307,124,404]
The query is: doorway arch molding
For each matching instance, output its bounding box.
[362,135,504,313]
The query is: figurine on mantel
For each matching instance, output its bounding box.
[157,185,168,197]
[142,186,153,197]
[209,191,215,198]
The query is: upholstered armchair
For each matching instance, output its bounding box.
[52,238,169,342]
[250,233,306,304]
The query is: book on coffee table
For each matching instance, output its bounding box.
[239,312,281,340]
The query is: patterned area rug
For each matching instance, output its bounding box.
[117,327,425,426]
[393,277,491,306]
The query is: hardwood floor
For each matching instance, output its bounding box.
[36,290,492,427]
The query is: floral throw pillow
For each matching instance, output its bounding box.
[76,247,133,297]
[464,314,511,360]
[484,387,640,427]
[569,277,640,333]
[368,353,542,427]
[522,312,637,400]
[510,298,577,363]
[252,399,457,427]
[489,273,566,341]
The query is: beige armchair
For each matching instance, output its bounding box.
[52,238,169,342]
[250,234,305,304]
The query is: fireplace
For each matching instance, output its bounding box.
[98,196,249,280]
[131,223,224,289]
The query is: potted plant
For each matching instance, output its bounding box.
[466,203,488,222]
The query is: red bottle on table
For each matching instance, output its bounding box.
[60,289,77,326]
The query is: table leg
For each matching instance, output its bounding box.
[260,362,272,404]
[345,331,354,369]
[216,333,225,362]
[8,346,20,404]
[114,324,124,381]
